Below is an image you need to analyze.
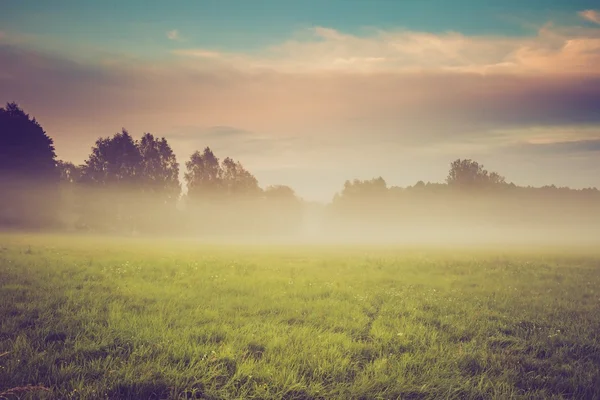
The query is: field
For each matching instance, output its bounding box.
[1,234,600,399]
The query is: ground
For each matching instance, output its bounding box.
[1,234,599,399]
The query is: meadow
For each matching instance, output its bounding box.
[1,234,599,399]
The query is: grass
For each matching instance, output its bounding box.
[1,234,600,399]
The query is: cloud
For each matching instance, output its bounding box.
[166,29,180,41]
[178,49,221,59]
[580,10,600,24]
[3,40,600,159]
[510,139,600,155]
[173,22,600,74]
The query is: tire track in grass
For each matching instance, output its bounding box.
[350,293,385,381]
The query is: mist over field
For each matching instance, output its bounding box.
[1,108,600,246]
[3,148,600,247]
[2,105,600,246]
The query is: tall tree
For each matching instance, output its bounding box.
[81,129,141,187]
[79,129,142,231]
[0,103,57,178]
[78,130,181,232]
[184,147,222,201]
[138,133,180,205]
[0,102,59,227]
[221,157,261,197]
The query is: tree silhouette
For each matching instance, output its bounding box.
[77,129,181,232]
[78,129,141,231]
[184,147,223,201]
[0,102,59,227]
[221,157,261,197]
[81,129,141,187]
[138,133,180,205]
[57,161,82,184]
[446,159,506,189]
[3,98,599,238]
[136,133,181,233]
[0,103,57,178]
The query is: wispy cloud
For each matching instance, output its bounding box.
[3,38,600,151]
[580,10,600,24]
[166,29,180,41]
[176,49,221,59]
[173,19,600,75]
[522,139,600,154]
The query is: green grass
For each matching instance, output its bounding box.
[1,234,600,399]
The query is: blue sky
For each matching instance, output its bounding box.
[1,1,600,200]
[3,0,599,52]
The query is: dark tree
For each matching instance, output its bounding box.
[135,133,181,233]
[0,103,57,178]
[221,157,261,197]
[79,129,142,231]
[78,130,182,232]
[183,149,264,234]
[0,102,59,227]
[57,160,82,184]
[446,159,506,189]
[184,147,223,201]
[138,133,180,205]
[81,129,141,186]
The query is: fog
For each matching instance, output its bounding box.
[2,177,592,248]
[2,102,599,247]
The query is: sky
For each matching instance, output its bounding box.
[1,0,600,201]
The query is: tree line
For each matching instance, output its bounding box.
[2,102,599,237]
[0,103,301,234]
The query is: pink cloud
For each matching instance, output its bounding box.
[580,10,600,24]
[172,20,600,75]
